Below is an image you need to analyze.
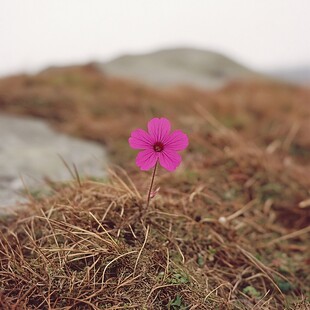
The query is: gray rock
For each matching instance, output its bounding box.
[98,47,263,89]
[0,114,107,210]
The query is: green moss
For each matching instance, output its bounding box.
[243,285,261,298]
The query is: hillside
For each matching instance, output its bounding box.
[268,66,310,85]
[0,65,309,309]
[98,48,263,89]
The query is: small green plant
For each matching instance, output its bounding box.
[167,294,188,310]
[243,285,261,298]
[169,271,189,284]
[197,254,204,267]
[207,246,217,262]
[275,278,294,293]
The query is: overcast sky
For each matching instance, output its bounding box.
[0,0,309,76]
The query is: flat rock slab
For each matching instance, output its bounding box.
[0,114,107,210]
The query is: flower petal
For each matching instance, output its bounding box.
[129,129,154,150]
[164,130,189,151]
[136,149,158,171]
[147,118,171,142]
[159,150,182,171]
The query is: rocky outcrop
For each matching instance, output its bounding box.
[98,47,263,89]
[0,114,107,210]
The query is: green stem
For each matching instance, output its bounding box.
[146,160,158,208]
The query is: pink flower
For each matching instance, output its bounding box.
[129,118,188,171]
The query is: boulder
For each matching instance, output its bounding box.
[0,114,107,210]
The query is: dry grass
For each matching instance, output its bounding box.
[0,65,309,309]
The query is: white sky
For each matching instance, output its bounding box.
[0,0,309,76]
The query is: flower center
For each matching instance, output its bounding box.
[153,141,164,152]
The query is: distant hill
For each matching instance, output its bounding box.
[267,67,310,85]
[97,47,264,89]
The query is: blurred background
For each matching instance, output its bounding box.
[1,0,310,83]
[0,0,310,206]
